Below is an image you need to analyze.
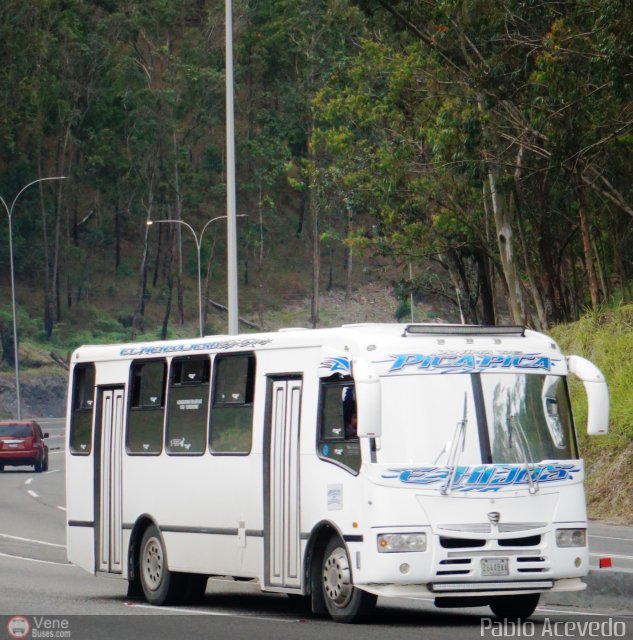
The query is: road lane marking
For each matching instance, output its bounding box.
[536,607,633,618]
[590,552,633,560]
[124,602,296,622]
[28,490,39,499]
[57,506,67,512]
[589,535,633,542]
[25,478,33,485]
[0,551,71,567]
[50,450,65,455]
[0,533,66,548]
[45,469,61,474]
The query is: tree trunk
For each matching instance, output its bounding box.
[172,134,185,327]
[133,179,155,336]
[487,166,527,325]
[576,174,601,309]
[0,319,15,367]
[38,157,54,339]
[52,124,72,324]
[160,234,175,340]
[309,146,320,328]
[345,204,353,300]
[475,247,495,325]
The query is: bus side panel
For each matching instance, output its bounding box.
[122,454,265,577]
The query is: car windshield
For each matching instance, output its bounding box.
[0,424,33,438]
[378,373,576,465]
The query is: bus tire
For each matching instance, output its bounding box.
[321,536,376,623]
[139,524,185,605]
[489,593,540,621]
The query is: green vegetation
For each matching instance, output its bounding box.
[0,3,632,522]
[552,305,633,523]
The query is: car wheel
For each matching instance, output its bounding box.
[489,593,540,621]
[139,524,186,605]
[42,452,49,472]
[321,536,376,623]
[0,463,4,472]
[34,458,43,473]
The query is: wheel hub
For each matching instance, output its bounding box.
[142,537,163,591]
[323,546,352,607]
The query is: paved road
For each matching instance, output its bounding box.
[589,522,633,573]
[0,422,632,639]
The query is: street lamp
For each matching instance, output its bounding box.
[147,214,246,338]
[0,176,67,420]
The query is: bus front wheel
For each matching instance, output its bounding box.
[139,524,185,605]
[321,536,376,623]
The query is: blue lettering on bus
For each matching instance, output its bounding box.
[381,463,580,492]
[383,352,557,374]
[120,338,273,356]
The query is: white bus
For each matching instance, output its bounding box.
[65,323,609,623]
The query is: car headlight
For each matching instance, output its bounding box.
[556,528,586,547]
[377,532,427,553]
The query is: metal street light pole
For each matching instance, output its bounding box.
[226,0,239,336]
[0,176,67,420]
[148,214,246,338]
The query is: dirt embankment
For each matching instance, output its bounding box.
[0,370,68,419]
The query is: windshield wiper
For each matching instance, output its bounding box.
[442,393,468,496]
[509,414,540,495]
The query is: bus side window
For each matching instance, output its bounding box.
[127,360,166,455]
[210,354,255,454]
[166,357,210,455]
[70,363,95,455]
[318,382,361,474]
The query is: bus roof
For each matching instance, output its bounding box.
[71,323,563,372]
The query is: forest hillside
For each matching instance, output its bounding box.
[1,2,632,521]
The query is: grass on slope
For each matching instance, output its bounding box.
[551,304,633,524]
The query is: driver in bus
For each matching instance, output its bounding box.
[343,388,358,439]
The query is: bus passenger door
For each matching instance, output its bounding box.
[95,386,125,574]
[266,377,303,589]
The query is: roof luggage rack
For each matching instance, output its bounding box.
[403,324,525,337]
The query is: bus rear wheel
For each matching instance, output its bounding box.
[489,593,540,621]
[321,536,376,623]
[139,524,185,605]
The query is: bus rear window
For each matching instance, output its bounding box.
[70,363,95,455]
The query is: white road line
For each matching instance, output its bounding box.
[589,552,633,561]
[124,602,295,622]
[45,469,61,474]
[49,450,65,455]
[27,490,39,499]
[0,551,71,567]
[0,533,66,549]
[57,506,67,512]
[589,535,633,542]
[537,607,633,618]
[25,478,33,485]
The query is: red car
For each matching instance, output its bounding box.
[0,420,49,473]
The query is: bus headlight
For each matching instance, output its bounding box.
[377,533,427,553]
[556,528,586,547]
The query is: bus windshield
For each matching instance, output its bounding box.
[378,373,577,465]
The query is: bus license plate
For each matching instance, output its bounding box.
[481,558,509,576]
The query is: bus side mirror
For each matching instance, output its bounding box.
[352,358,382,438]
[566,355,609,436]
